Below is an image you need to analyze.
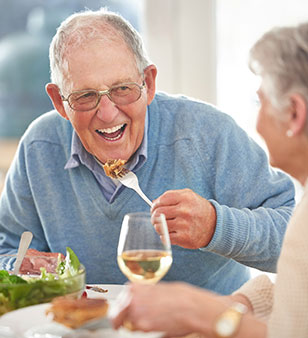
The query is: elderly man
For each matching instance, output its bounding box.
[0,8,294,294]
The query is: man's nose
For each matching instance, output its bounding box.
[95,94,118,122]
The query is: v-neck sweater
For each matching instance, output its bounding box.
[0,92,294,293]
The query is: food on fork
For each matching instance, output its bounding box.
[103,159,127,178]
[46,296,108,329]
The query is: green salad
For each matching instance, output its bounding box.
[0,247,85,315]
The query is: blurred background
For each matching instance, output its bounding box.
[0,0,307,192]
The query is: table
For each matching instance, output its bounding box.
[0,284,204,337]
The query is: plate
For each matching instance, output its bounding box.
[0,284,162,338]
[86,284,125,301]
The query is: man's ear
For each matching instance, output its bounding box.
[45,83,69,120]
[143,64,157,105]
[288,93,307,135]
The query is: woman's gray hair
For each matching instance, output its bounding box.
[249,21,308,119]
[49,8,152,92]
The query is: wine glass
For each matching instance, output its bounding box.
[117,211,172,284]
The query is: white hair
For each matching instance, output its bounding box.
[49,8,152,92]
[249,21,308,122]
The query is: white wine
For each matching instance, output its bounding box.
[117,250,172,284]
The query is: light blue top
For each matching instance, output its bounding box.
[0,92,295,294]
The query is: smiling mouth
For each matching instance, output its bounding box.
[96,124,126,141]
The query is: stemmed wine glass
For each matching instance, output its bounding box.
[117,212,172,284]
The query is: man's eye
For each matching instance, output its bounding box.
[119,86,130,92]
[112,86,131,96]
[75,92,97,101]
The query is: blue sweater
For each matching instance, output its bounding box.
[0,93,295,294]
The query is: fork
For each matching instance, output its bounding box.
[13,231,33,275]
[94,156,153,207]
[117,168,153,207]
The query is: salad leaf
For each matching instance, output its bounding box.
[64,247,80,276]
[38,267,56,281]
[56,247,80,278]
[0,247,85,315]
[0,293,11,314]
[0,271,27,285]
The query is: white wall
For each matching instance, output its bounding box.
[216,0,308,139]
[143,0,217,105]
[143,0,308,136]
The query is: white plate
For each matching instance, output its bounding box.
[0,284,162,338]
[86,284,126,301]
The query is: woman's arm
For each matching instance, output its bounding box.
[111,282,267,338]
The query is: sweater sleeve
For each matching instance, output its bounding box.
[233,274,274,321]
[198,111,295,272]
[0,140,47,253]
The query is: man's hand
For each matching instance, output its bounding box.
[151,188,217,249]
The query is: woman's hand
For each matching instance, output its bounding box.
[111,282,230,337]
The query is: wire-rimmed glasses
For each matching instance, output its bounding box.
[61,81,145,111]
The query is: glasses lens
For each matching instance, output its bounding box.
[68,91,99,111]
[110,83,142,105]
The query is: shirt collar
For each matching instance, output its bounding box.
[64,110,148,172]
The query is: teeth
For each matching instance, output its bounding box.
[97,124,124,134]
[104,134,122,141]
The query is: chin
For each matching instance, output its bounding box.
[269,158,289,174]
[269,157,280,169]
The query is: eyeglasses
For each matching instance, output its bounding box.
[61,81,145,112]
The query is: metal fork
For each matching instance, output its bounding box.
[94,156,153,207]
[117,168,153,207]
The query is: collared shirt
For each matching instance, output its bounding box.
[64,112,148,202]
